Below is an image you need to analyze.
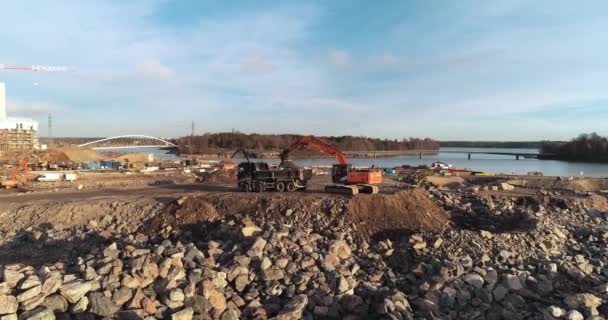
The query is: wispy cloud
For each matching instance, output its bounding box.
[135,60,176,80]
[328,49,351,68]
[0,1,607,139]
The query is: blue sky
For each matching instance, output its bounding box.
[0,1,607,140]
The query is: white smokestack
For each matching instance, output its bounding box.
[0,82,5,123]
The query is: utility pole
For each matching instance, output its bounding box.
[48,113,53,146]
[189,121,195,153]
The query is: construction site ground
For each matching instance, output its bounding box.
[1,169,608,318]
[0,171,604,242]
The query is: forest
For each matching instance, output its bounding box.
[540,133,608,162]
[440,141,542,149]
[175,132,440,154]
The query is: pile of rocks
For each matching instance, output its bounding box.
[0,216,414,320]
[388,188,608,319]
[1,185,607,319]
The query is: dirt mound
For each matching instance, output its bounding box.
[57,147,104,162]
[27,147,104,163]
[141,189,448,240]
[350,189,449,238]
[112,153,151,163]
[200,169,237,184]
[143,196,220,237]
[426,176,466,190]
[30,149,71,162]
[578,194,608,211]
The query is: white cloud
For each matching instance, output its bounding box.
[240,55,276,75]
[328,49,351,68]
[135,60,176,80]
[378,53,398,65]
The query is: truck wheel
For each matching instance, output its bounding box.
[286,181,296,192]
[276,181,286,192]
[255,182,265,192]
[240,182,251,192]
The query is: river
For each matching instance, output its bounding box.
[104,147,608,177]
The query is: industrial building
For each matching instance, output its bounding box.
[0,82,40,151]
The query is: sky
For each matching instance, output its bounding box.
[0,0,607,140]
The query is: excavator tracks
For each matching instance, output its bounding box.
[356,184,379,194]
[324,185,359,195]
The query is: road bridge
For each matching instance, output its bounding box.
[344,150,554,160]
[78,135,176,150]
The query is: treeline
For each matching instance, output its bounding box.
[40,137,102,146]
[541,133,608,162]
[440,141,542,149]
[175,132,440,154]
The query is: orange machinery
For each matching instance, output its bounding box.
[280,135,382,194]
[1,159,29,188]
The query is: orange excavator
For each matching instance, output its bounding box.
[1,159,29,189]
[280,135,382,195]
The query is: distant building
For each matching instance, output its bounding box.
[0,82,40,151]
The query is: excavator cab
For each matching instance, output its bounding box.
[331,164,351,183]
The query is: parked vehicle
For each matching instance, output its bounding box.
[431,161,451,170]
[36,173,78,182]
[236,161,312,192]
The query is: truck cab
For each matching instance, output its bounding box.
[237,162,270,181]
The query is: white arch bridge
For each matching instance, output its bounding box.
[78,135,177,150]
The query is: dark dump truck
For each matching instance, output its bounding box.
[236,161,312,192]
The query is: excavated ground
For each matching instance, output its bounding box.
[0,174,607,319]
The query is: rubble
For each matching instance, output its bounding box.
[0,178,607,319]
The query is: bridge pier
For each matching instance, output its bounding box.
[516,155,520,160]
[468,153,471,160]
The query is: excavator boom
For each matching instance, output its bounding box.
[280,135,348,164]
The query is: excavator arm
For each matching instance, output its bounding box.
[231,148,255,163]
[280,135,348,164]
